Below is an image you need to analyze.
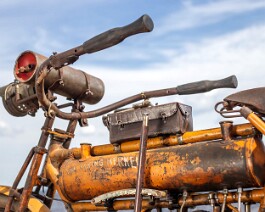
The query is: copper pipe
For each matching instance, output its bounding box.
[71,199,169,211]
[241,106,265,135]
[227,204,238,212]
[49,144,80,167]
[80,143,92,161]
[90,123,255,156]
[177,189,264,207]
[219,121,233,141]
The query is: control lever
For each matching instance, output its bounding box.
[49,14,154,69]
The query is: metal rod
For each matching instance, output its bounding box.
[180,190,188,212]
[244,202,251,212]
[35,66,237,120]
[18,116,55,211]
[221,189,228,212]
[241,106,265,135]
[135,114,149,212]
[63,119,78,149]
[4,147,35,212]
[238,187,242,212]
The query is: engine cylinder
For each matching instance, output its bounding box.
[58,136,265,201]
[14,51,105,105]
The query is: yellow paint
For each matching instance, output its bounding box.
[248,113,265,135]
[234,140,246,148]
[0,185,50,211]
[0,186,9,195]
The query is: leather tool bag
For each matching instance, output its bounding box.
[103,102,193,144]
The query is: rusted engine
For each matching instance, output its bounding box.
[56,135,265,202]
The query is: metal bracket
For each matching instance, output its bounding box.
[34,146,47,155]
[91,188,167,206]
[8,188,21,200]
[215,101,241,118]
[47,129,74,140]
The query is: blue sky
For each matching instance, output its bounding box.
[1,0,265,192]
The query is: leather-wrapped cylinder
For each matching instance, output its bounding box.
[57,135,265,201]
[13,51,104,105]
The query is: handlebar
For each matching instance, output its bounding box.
[34,14,238,121]
[36,74,238,120]
[176,75,238,95]
[82,14,154,54]
[49,14,154,69]
[83,75,238,118]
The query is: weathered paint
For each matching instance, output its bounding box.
[58,136,265,201]
[0,185,50,211]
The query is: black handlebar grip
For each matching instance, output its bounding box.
[82,14,154,54]
[176,75,238,95]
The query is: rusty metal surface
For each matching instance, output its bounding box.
[219,121,233,141]
[66,188,265,211]
[16,116,54,212]
[89,123,255,157]
[57,135,265,202]
[224,87,265,115]
[1,82,39,117]
[14,51,105,105]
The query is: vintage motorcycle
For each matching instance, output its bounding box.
[0,14,265,212]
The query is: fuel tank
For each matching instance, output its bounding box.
[58,136,265,201]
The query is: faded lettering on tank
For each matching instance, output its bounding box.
[65,156,138,176]
[107,156,138,168]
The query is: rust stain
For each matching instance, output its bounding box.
[190,156,201,165]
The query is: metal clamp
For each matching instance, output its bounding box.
[8,188,21,200]
[34,146,48,155]
[47,129,74,140]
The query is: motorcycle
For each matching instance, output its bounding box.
[0,14,265,212]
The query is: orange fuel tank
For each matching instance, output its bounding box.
[58,136,265,201]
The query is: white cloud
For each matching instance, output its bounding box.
[0,120,12,136]
[0,120,7,128]
[158,0,265,33]
[79,124,96,135]
[32,27,64,54]
[151,24,265,86]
